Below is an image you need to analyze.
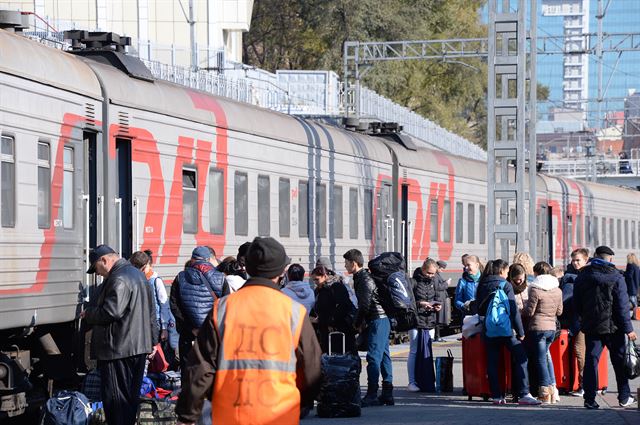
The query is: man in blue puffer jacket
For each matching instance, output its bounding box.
[170,246,225,376]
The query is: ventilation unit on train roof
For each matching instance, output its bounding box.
[64,30,155,82]
[0,10,29,33]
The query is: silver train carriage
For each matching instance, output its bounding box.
[1,29,639,417]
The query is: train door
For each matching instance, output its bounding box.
[83,132,100,295]
[115,138,133,258]
[401,184,409,269]
[376,182,393,254]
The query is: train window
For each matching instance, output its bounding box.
[567,216,573,248]
[455,202,463,243]
[468,203,475,244]
[632,221,637,249]
[1,135,15,227]
[624,220,629,249]
[208,169,224,235]
[182,168,198,234]
[349,188,358,239]
[430,199,438,242]
[334,185,343,239]
[316,183,327,238]
[442,200,451,243]
[63,147,74,229]
[364,188,373,240]
[609,218,615,248]
[258,175,270,236]
[616,219,621,249]
[38,142,51,229]
[593,216,599,246]
[585,216,591,246]
[279,178,290,237]
[601,217,606,246]
[479,204,486,245]
[299,181,308,237]
[576,215,583,246]
[234,172,248,236]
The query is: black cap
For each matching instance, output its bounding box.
[245,237,290,279]
[87,244,116,274]
[436,260,448,270]
[595,245,615,256]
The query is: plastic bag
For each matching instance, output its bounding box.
[625,337,640,380]
[461,314,483,338]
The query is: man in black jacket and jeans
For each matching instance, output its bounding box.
[82,245,157,425]
[343,249,393,407]
[574,245,637,409]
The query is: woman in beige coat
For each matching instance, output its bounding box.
[523,262,563,404]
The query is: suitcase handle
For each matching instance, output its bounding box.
[328,331,346,356]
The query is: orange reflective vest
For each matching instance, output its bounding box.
[211,285,305,425]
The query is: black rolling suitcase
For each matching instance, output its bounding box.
[316,332,362,418]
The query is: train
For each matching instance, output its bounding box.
[1,27,639,417]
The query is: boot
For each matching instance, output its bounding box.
[537,386,551,404]
[378,382,395,406]
[550,384,560,403]
[361,384,380,407]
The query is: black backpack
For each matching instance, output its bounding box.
[368,252,418,331]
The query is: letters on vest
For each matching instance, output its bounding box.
[211,286,304,425]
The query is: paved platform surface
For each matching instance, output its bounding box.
[305,320,640,424]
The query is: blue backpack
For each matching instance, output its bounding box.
[41,390,92,425]
[484,281,512,338]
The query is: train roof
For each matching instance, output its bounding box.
[85,58,393,163]
[0,30,102,99]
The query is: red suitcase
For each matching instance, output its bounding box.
[462,333,511,401]
[550,330,608,394]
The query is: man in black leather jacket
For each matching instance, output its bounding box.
[82,245,157,425]
[574,245,637,409]
[343,249,392,407]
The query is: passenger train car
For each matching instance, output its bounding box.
[1,29,639,416]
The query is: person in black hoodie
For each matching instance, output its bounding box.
[310,266,357,354]
[573,246,637,409]
[475,259,541,406]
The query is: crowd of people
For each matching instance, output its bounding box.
[81,237,640,425]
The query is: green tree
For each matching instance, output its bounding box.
[243,0,546,147]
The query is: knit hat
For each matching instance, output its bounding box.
[436,260,448,270]
[245,237,290,279]
[237,242,252,259]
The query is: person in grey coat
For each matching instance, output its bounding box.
[81,245,157,425]
[281,263,315,314]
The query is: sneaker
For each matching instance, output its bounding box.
[570,388,584,397]
[491,398,506,405]
[619,396,636,407]
[518,393,542,405]
[584,400,600,409]
[407,383,420,392]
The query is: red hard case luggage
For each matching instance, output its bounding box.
[550,330,608,394]
[462,334,511,401]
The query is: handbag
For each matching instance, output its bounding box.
[624,337,640,380]
[435,349,454,392]
[148,344,169,374]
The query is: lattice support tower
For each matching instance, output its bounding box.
[487,0,537,260]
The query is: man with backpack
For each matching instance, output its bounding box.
[343,249,393,407]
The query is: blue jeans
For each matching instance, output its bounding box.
[485,335,530,398]
[528,330,556,386]
[366,317,393,386]
[630,295,638,318]
[584,332,630,403]
[407,328,435,385]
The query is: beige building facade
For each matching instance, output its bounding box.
[1,0,253,67]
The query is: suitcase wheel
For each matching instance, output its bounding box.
[468,395,472,401]
[482,396,489,402]
[600,387,607,395]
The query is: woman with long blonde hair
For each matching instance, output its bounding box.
[513,252,535,282]
[625,253,640,319]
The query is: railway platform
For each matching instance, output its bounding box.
[305,319,640,425]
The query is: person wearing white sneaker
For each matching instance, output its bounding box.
[619,395,636,407]
[574,246,638,410]
[407,383,421,392]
